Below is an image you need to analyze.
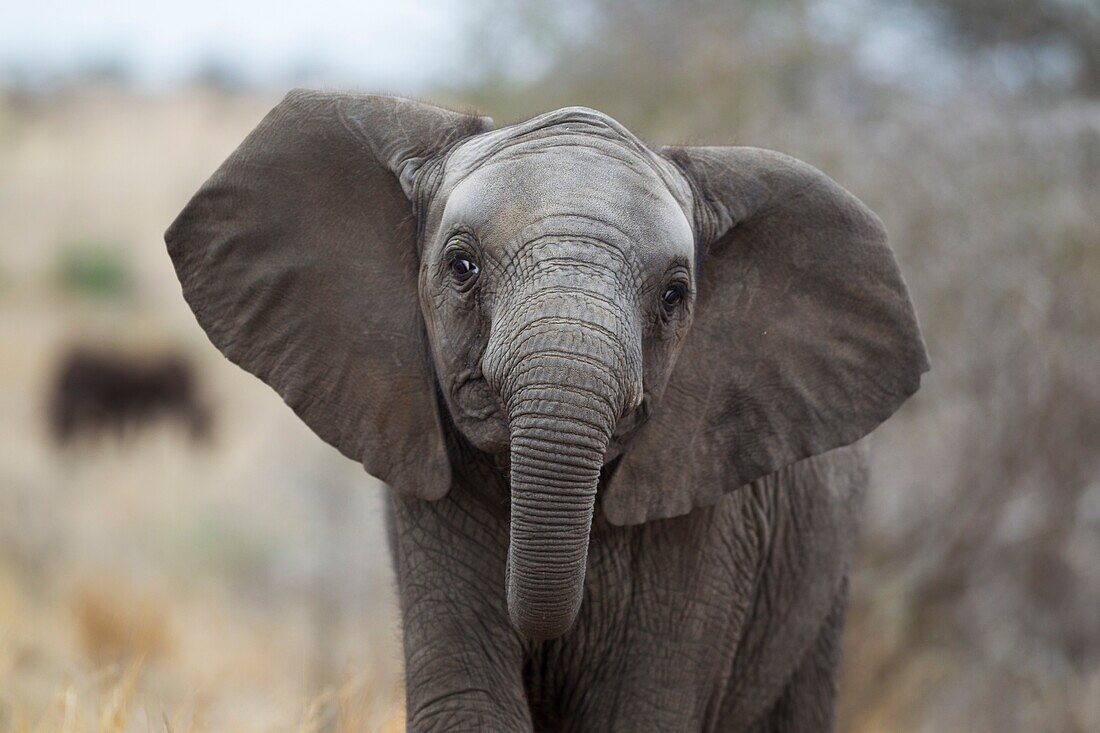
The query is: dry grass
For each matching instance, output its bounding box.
[72,582,172,667]
[298,671,405,733]
[2,661,405,733]
[2,661,143,733]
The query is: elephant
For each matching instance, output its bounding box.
[48,347,209,444]
[165,91,927,731]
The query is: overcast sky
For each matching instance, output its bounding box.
[0,0,471,90]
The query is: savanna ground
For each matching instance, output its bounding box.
[3,3,1100,731]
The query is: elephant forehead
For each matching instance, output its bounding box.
[441,145,694,266]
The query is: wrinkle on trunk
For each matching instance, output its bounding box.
[505,387,610,638]
[482,259,640,639]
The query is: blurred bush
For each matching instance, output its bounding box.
[72,581,172,666]
[924,0,1100,95]
[54,239,133,301]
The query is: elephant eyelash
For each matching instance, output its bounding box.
[450,253,480,280]
[656,268,692,322]
[661,283,688,311]
[443,235,484,292]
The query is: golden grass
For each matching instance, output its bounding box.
[3,660,405,733]
[72,583,172,667]
[5,660,142,733]
[297,670,405,733]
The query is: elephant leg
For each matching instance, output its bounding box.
[747,578,848,733]
[390,490,533,732]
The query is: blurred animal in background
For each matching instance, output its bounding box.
[48,347,210,444]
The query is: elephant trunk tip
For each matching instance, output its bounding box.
[505,571,583,640]
[508,606,578,641]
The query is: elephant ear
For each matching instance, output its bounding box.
[603,146,928,525]
[165,90,491,499]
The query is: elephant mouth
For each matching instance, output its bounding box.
[448,368,651,464]
[448,367,510,451]
[607,392,652,456]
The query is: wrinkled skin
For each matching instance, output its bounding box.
[390,438,865,731]
[166,92,927,731]
[416,111,697,640]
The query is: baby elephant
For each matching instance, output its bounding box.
[49,347,208,444]
[167,92,926,731]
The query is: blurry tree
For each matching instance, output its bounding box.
[920,0,1100,94]
[73,54,133,87]
[189,55,249,93]
[55,239,134,301]
[460,0,852,139]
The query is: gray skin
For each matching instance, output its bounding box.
[166,92,928,731]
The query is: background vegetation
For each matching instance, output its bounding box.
[1,0,1098,730]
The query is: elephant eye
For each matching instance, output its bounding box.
[449,254,480,282]
[661,284,686,311]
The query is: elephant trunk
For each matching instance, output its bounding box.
[505,381,611,639]
[486,281,640,639]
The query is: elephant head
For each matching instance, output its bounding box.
[166,91,927,639]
